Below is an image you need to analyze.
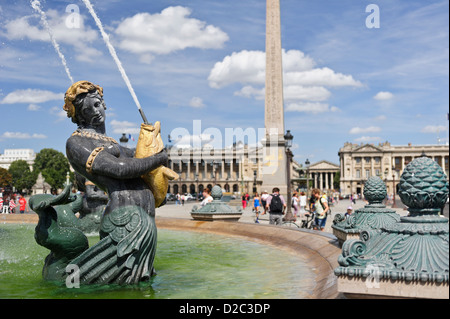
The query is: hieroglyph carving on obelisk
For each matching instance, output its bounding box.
[265,0,285,139]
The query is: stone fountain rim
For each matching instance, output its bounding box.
[155,217,342,299]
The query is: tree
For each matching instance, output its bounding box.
[9,160,37,194]
[333,171,341,191]
[33,148,70,191]
[0,167,12,189]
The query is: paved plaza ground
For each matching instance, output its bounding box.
[155,198,411,234]
[3,196,444,236]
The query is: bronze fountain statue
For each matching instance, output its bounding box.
[31,81,178,285]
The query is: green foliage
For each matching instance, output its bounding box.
[0,167,12,188]
[333,171,341,190]
[33,148,70,190]
[8,160,37,194]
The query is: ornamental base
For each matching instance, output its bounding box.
[338,276,449,299]
[332,229,360,247]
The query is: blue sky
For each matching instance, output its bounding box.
[0,0,448,166]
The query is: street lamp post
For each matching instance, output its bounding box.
[194,173,199,201]
[392,166,397,208]
[212,161,218,186]
[305,158,310,197]
[283,130,295,222]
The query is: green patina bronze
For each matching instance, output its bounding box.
[332,176,400,246]
[335,156,449,285]
[29,185,89,281]
[30,82,167,285]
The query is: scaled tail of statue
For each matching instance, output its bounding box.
[135,122,179,207]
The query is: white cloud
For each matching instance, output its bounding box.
[1,10,101,62]
[284,67,363,88]
[421,125,447,134]
[189,97,205,108]
[1,132,47,139]
[115,6,229,61]
[209,49,362,113]
[286,102,337,114]
[374,115,387,121]
[234,86,265,100]
[354,136,381,143]
[28,104,41,111]
[208,50,266,89]
[172,133,213,149]
[284,85,331,102]
[330,106,342,112]
[49,106,68,122]
[0,89,63,104]
[374,91,394,100]
[110,119,140,135]
[349,126,381,134]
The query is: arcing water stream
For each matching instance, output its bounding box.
[81,0,147,123]
[30,0,74,84]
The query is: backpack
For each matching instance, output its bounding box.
[269,194,283,213]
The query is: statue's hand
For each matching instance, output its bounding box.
[158,149,168,167]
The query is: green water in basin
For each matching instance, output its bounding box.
[0,224,315,299]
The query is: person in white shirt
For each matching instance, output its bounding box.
[260,191,270,215]
[299,191,307,215]
[201,188,213,206]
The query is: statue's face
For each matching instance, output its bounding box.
[80,91,106,127]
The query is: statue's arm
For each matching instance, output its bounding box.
[118,145,136,158]
[67,137,167,180]
[91,148,167,179]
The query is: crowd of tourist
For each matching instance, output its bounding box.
[0,188,28,214]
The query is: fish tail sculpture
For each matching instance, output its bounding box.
[134,122,179,207]
[29,185,89,281]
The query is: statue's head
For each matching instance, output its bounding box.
[63,81,106,127]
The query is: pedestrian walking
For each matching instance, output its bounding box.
[265,187,286,225]
[292,192,299,217]
[253,193,261,223]
[9,196,16,214]
[18,194,28,214]
[242,193,247,209]
[312,188,329,231]
[299,192,307,215]
[260,191,269,215]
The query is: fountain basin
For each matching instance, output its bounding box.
[156,217,342,299]
[0,215,342,299]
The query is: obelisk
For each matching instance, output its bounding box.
[265,0,285,138]
[261,0,288,197]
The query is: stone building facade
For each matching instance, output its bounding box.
[307,160,340,192]
[167,143,301,196]
[0,149,36,170]
[338,141,449,197]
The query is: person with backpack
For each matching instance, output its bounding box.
[265,187,286,225]
[312,188,329,231]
